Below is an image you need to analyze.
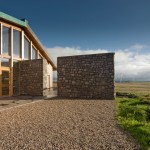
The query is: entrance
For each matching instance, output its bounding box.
[0,68,10,96]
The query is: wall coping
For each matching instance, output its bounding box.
[57,52,115,58]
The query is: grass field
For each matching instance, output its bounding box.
[116,82,150,150]
[116,82,150,96]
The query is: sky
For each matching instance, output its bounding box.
[0,0,150,81]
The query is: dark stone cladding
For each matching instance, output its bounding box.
[57,53,115,100]
[13,59,48,96]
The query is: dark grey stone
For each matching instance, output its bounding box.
[57,53,115,99]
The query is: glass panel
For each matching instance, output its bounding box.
[32,47,37,59]
[13,29,21,58]
[2,26,10,55]
[0,24,1,53]
[39,54,42,59]
[13,60,18,66]
[1,58,10,67]
[24,37,30,59]
[2,70,9,96]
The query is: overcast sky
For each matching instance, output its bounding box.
[1,0,150,81]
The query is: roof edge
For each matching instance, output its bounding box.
[0,12,57,70]
[0,12,28,27]
[26,25,57,70]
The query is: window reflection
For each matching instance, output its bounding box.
[13,30,21,58]
[39,54,42,59]
[32,47,37,59]
[2,26,10,55]
[0,58,10,67]
[24,37,30,59]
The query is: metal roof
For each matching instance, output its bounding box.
[0,12,57,70]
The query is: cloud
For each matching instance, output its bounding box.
[46,44,150,81]
[47,46,108,64]
[130,44,145,51]
[115,51,150,81]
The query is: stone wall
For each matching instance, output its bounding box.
[13,59,52,96]
[57,53,115,99]
[13,62,20,95]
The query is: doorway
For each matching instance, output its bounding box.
[0,68,10,96]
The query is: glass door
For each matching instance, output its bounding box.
[0,69,10,96]
[1,70,10,96]
[0,58,11,96]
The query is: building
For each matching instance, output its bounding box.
[0,12,56,97]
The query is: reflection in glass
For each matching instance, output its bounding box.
[32,47,37,59]
[13,30,21,58]
[39,54,42,59]
[24,37,30,59]
[0,58,10,67]
[2,26,10,55]
[2,70,9,96]
[13,60,18,66]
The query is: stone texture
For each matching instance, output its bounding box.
[57,53,115,99]
[13,62,20,95]
[13,59,51,96]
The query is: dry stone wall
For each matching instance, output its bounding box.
[13,59,50,96]
[58,53,115,99]
[13,62,20,95]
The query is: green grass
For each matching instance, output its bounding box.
[116,82,150,150]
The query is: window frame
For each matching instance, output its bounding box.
[13,29,21,59]
[24,35,30,60]
[2,25,11,56]
[32,45,38,59]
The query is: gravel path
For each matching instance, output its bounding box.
[0,99,140,150]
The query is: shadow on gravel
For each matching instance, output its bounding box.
[45,96,114,101]
[0,103,9,106]
[0,96,44,101]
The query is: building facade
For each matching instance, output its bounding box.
[0,12,56,96]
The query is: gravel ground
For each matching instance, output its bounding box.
[0,96,42,110]
[0,99,140,150]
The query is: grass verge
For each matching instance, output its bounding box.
[116,92,150,150]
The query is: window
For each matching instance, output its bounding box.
[0,58,10,67]
[39,54,42,59]
[0,24,1,53]
[2,26,10,55]
[13,60,18,66]
[24,36,30,59]
[32,46,37,59]
[13,29,21,58]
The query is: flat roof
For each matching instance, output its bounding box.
[0,12,57,70]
